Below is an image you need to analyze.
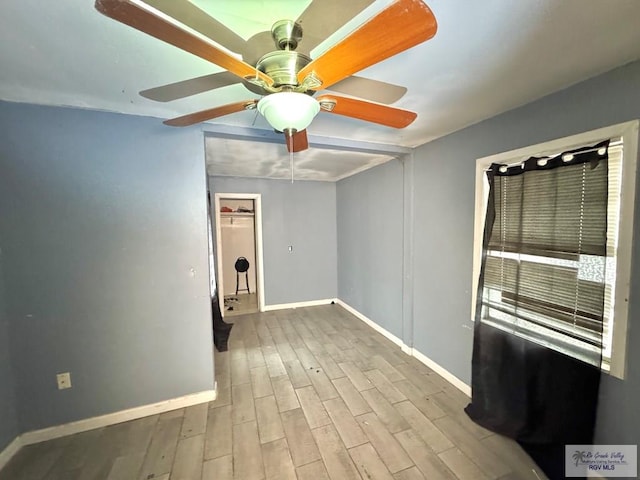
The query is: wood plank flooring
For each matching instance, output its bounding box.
[225,293,259,317]
[0,305,547,480]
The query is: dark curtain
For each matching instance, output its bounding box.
[465,141,610,479]
[207,191,233,351]
[212,292,233,352]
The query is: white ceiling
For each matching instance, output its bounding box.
[204,136,396,181]
[2,0,640,181]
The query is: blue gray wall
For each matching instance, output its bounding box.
[0,102,214,432]
[337,160,405,339]
[209,176,337,306]
[337,59,640,445]
[0,257,18,451]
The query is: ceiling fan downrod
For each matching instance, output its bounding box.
[271,19,303,51]
[251,19,314,94]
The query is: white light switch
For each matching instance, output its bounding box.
[288,245,293,253]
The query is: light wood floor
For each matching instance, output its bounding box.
[225,293,259,317]
[0,305,547,480]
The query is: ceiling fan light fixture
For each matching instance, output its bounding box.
[257,92,320,133]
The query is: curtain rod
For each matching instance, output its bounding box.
[484,139,622,172]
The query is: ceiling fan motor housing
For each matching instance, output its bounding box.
[256,51,312,91]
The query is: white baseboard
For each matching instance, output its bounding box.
[336,300,405,349]
[337,299,472,397]
[0,435,22,472]
[263,298,337,312]
[410,348,472,397]
[20,389,216,446]
[401,344,413,355]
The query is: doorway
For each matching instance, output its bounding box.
[214,193,265,316]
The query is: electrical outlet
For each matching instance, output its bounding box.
[57,372,72,390]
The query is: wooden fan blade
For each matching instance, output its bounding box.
[140,72,241,102]
[328,76,407,105]
[94,0,272,86]
[163,100,258,127]
[297,0,436,90]
[317,95,416,128]
[284,130,309,153]
[140,0,248,55]
[295,0,374,54]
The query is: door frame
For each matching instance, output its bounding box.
[214,193,265,313]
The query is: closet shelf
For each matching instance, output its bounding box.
[220,212,255,217]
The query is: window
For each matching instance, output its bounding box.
[472,121,639,379]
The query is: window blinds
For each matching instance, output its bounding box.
[478,141,610,366]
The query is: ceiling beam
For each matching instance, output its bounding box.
[201,124,412,156]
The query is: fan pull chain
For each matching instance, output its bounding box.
[289,133,294,183]
[290,150,294,183]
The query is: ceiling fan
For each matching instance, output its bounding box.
[95,0,437,152]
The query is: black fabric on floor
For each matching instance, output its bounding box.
[212,294,233,352]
